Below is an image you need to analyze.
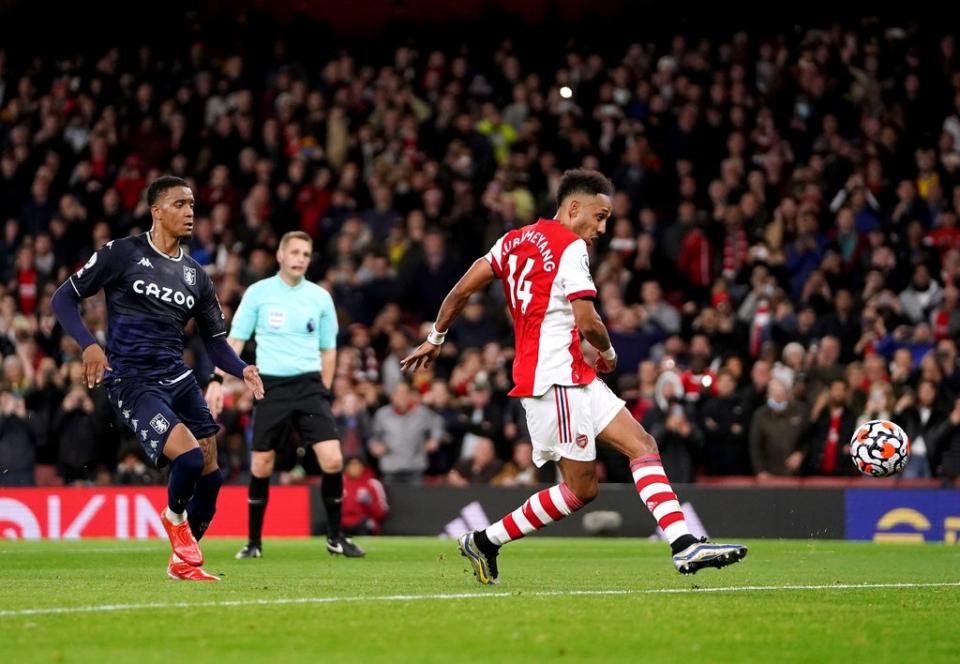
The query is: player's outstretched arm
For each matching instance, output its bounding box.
[204,335,265,400]
[242,365,265,401]
[401,258,495,372]
[204,337,246,418]
[571,298,618,373]
[51,281,112,388]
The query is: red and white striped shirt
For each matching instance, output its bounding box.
[484,218,597,397]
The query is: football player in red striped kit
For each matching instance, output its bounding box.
[402,169,747,583]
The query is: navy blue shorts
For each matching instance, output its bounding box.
[105,373,220,467]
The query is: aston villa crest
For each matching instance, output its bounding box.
[183,266,196,285]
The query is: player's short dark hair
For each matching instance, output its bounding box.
[147,176,189,206]
[556,169,614,209]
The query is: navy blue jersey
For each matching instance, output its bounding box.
[68,233,226,380]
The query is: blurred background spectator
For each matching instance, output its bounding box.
[341,455,390,535]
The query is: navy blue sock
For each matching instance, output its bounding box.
[167,447,204,514]
[187,469,223,541]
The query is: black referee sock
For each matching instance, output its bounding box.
[248,475,270,546]
[322,471,344,539]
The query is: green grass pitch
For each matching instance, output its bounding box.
[1,538,958,663]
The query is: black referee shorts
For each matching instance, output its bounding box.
[251,373,340,453]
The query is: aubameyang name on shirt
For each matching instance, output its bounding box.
[502,229,557,272]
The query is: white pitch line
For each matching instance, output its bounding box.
[1,581,958,618]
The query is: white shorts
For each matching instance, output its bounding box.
[521,379,626,468]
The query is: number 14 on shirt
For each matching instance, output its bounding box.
[506,255,535,314]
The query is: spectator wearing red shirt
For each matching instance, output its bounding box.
[296,168,333,239]
[803,378,858,476]
[628,360,659,423]
[679,336,718,402]
[14,245,38,316]
[926,210,960,258]
[199,164,239,214]
[930,283,960,341]
[113,156,146,211]
[677,219,713,301]
[341,456,389,535]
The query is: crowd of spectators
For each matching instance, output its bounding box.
[3,14,960,488]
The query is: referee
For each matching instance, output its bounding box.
[205,231,364,559]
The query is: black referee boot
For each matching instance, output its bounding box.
[326,535,365,557]
[235,542,263,559]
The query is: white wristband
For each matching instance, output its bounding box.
[600,346,617,362]
[427,325,447,346]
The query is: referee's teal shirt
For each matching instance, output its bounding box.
[229,274,338,377]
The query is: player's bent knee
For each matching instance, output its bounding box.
[197,436,219,473]
[313,440,343,473]
[251,453,275,478]
[574,480,599,504]
[320,452,343,474]
[173,446,205,475]
[620,428,659,458]
[618,436,658,461]
[638,431,658,455]
[252,462,274,478]
[163,423,200,460]
[567,474,599,504]
[322,458,343,473]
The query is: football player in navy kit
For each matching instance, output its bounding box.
[52,175,265,581]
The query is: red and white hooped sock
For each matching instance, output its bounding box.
[485,483,585,546]
[630,454,691,544]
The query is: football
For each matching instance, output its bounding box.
[850,419,910,477]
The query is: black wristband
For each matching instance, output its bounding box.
[209,373,224,384]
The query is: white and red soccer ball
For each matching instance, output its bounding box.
[850,419,910,478]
